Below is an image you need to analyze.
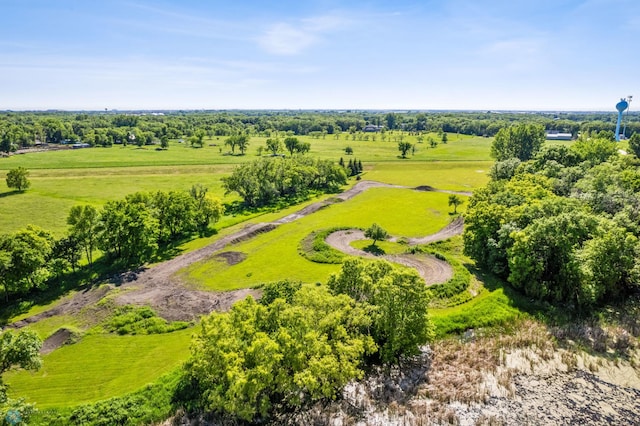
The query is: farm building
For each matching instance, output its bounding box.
[545,131,573,141]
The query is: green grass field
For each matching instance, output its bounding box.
[180,188,456,291]
[0,133,490,234]
[2,130,527,411]
[5,329,192,408]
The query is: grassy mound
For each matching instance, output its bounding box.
[298,227,356,264]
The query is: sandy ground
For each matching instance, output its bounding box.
[9,181,463,327]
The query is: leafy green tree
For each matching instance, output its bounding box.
[508,211,599,307]
[489,158,522,181]
[284,137,300,156]
[98,199,159,264]
[364,223,389,246]
[224,135,238,153]
[571,137,617,165]
[385,113,397,130]
[236,134,250,155]
[190,184,224,235]
[53,236,81,273]
[448,194,463,214]
[0,226,54,300]
[186,286,374,422]
[577,225,640,304]
[160,135,169,149]
[628,133,640,158]
[345,146,353,155]
[441,133,448,143]
[328,258,434,363]
[222,157,346,207]
[67,205,99,266]
[153,191,198,242]
[5,167,30,191]
[0,329,42,424]
[398,141,413,158]
[265,137,282,156]
[0,249,12,302]
[491,123,545,161]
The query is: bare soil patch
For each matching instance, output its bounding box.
[40,328,75,355]
[213,251,247,266]
[11,181,466,326]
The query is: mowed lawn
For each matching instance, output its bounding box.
[0,165,238,235]
[181,188,463,291]
[5,329,192,408]
[0,133,491,234]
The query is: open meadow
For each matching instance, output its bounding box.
[0,132,490,234]
[2,130,524,415]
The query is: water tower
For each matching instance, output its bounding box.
[615,96,631,142]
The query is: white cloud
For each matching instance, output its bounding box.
[258,23,318,55]
[258,13,353,55]
[479,38,545,71]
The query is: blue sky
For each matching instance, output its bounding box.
[0,0,638,110]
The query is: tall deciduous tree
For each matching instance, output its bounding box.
[398,141,413,158]
[628,133,640,158]
[265,138,282,156]
[0,226,54,299]
[364,223,389,246]
[5,167,30,191]
[284,137,300,156]
[328,258,434,363]
[67,205,99,266]
[0,329,42,423]
[490,123,545,161]
[98,199,159,264]
[190,185,224,236]
[448,194,463,214]
[186,286,374,422]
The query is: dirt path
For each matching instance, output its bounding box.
[324,218,464,286]
[9,181,468,326]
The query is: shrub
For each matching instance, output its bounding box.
[105,306,189,335]
[298,227,356,264]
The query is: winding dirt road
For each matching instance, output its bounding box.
[324,217,464,285]
[8,181,467,326]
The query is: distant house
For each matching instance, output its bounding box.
[72,143,91,149]
[363,124,383,132]
[545,131,573,141]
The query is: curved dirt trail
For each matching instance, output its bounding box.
[8,181,468,325]
[324,218,464,286]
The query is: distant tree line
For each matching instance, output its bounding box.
[2,110,639,153]
[465,123,640,310]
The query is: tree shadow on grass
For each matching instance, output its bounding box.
[363,244,386,256]
[0,190,22,198]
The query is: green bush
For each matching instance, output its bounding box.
[298,227,357,264]
[105,306,189,335]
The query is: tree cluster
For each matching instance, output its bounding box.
[80,187,224,265]
[222,156,347,207]
[0,186,223,302]
[464,137,640,310]
[1,111,639,154]
[185,259,433,422]
[338,157,363,177]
